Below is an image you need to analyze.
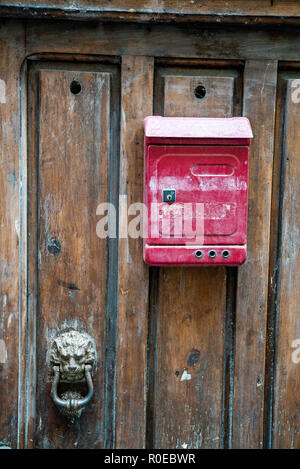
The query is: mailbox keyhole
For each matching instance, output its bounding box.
[163,189,176,203]
[194,85,206,99]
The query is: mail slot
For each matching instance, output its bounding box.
[143,116,253,266]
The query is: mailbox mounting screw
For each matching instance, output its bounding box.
[208,250,217,259]
[222,250,231,259]
[194,250,203,259]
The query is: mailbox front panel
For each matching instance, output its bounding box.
[146,145,248,246]
[144,116,252,266]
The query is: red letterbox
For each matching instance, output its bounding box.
[143,116,253,266]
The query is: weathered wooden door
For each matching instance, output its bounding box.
[0,8,299,449]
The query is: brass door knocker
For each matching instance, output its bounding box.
[50,330,96,423]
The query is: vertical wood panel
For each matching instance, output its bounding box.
[26,64,119,448]
[37,68,108,448]
[152,66,241,449]
[153,267,226,449]
[272,72,300,449]
[233,60,277,448]
[0,20,25,449]
[163,71,239,117]
[115,56,153,448]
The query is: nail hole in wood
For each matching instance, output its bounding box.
[194,85,206,99]
[70,80,82,95]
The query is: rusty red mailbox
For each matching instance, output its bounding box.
[143,116,253,266]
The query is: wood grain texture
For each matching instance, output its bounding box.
[232,60,277,448]
[115,56,153,449]
[272,72,300,449]
[162,71,239,118]
[152,267,226,449]
[1,1,300,23]
[2,16,300,450]
[26,63,119,448]
[151,65,241,449]
[26,21,300,61]
[0,20,25,449]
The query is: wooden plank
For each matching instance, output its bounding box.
[152,267,227,449]
[115,56,153,449]
[26,21,300,61]
[0,19,25,449]
[2,1,300,23]
[162,70,239,117]
[272,72,300,449]
[151,66,241,449]
[26,63,119,448]
[232,60,277,448]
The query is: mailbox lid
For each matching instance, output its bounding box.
[146,144,249,245]
[144,116,253,146]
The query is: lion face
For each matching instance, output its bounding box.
[50,330,96,382]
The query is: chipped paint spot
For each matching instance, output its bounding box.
[7,312,14,328]
[0,441,11,449]
[180,369,192,381]
[6,171,17,184]
[15,219,20,239]
[256,376,263,387]
[0,79,6,103]
[0,340,7,363]
[121,108,127,131]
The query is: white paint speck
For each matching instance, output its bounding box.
[0,79,6,103]
[180,369,192,381]
[15,219,20,239]
[7,312,14,328]
[0,340,7,363]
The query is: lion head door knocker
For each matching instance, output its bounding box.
[50,330,96,423]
